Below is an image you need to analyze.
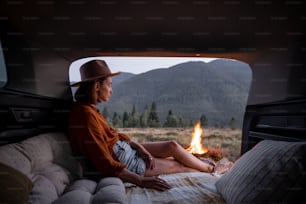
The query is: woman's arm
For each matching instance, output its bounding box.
[129,141,150,157]
[118,168,171,191]
[129,141,155,169]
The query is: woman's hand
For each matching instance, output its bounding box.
[144,155,155,170]
[140,176,172,191]
[129,141,155,169]
[119,169,171,191]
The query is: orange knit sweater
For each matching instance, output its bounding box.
[68,102,131,176]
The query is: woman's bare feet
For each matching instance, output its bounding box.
[199,158,216,173]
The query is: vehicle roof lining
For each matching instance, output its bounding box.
[1,1,305,61]
[0,1,305,102]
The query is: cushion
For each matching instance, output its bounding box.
[0,162,33,204]
[53,179,96,204]
[0,132,128,203]
[41,132,82,178]
[29,174,58,204]
[0,143,32,176]
[93,177,128,204]
[53,178,128,204]
[215,140,306,204]
[0,132,78,203]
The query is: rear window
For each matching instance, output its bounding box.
[69,56,252,161]
[0,39,7,88]
[69,56,252,129]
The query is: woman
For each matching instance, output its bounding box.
[68,59,214,191]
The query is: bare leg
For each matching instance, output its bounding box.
[144,157,198,177]
[141,141,213,173]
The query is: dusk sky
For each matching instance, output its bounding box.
[69,56,218,82]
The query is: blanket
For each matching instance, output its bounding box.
[125,172,225,204]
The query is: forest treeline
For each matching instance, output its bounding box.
[101,102,238,129]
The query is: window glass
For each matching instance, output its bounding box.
[0,39,7,88]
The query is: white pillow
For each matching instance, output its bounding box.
[215,140,306,204]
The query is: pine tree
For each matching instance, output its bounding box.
[229,117,236,129]
[178,117,185,127]
[131,104,136,116]
[189,120,194,127]
[164,110,178,127]
[102,107,111,123]
[122,111,129,128]
[130,104,140,127]
[112,112,122,128]
[147,102,160,127]
[183,117,191,127]
[200,114,208,127]
[102,107,108,119]
[140,105,149,127]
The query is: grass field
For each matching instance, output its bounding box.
[117,127,242,162]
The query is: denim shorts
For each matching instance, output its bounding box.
[113,140,146,176]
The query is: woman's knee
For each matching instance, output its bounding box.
[166,140,181,152]
[167,140,179,148]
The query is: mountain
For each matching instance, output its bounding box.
[100,59,252,127]
[112,72,135,86]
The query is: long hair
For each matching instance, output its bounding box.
[74,78,106,103]
[74,80,96,103]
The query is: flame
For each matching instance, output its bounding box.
[186,121,208,155]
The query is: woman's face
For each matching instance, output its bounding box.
[96,77,113,103]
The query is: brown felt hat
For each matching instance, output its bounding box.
[71,60,121,87]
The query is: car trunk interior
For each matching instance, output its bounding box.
[0,1,305,153]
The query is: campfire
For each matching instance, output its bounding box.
[185,121,208,156]
[185,121,234,174]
